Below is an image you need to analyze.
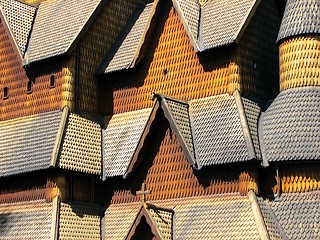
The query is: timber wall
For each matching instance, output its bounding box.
[99,3,238,115]
[0,20,74,120]
[279,35,320,91]
[78,0,150,113]
[237,0,280,99]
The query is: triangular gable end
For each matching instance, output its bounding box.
[124,93,196,179]
[124,203,173,240]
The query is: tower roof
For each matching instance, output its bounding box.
[277,0,320,43]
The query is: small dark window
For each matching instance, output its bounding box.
[252,61,257,69]
[163,69,168,76]
[27,80,33,94]
[3,87,8,99]
[50,75,55,88]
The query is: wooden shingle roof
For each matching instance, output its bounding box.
[277,0,320,43]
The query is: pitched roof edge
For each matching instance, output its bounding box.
[234,0,261,44]
[50,106,69,168]
[50,196,60,240]
[130,1,159,68]
[124,204,164,240]
[123,101,160,179]
[0,4,23,61]
[160,97,197,166]
[258,112,269,167]
[171,0,200,52]
[233,90,256,160]
[65,0,107,56]
[248,190,270,240]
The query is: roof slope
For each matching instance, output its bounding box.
[265,191,320,239]
[201,0,259,49]
[0,0,36,54]
[189,94,253,166]
[98,3,155,74]
[25,0,102,64]
[0,110,62,177]
[98,0,260,73]
[59,201,101,240]
[0,200,53,239]
[103,194,262,240]
[277,0,320,43]
[259,86,320,164]
[58,113,102,175]
[103,108,152,178]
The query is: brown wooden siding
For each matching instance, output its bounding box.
[99,3,239,115]
[279,35,320,91]
[106,112,258,205]
[0,21,74,120]
[237,0,280,99]
[78,0,150,113]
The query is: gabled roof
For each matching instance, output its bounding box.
[200,0,260,50]
[103,193,266,240]
[97,2,158,74]
[103,92,261,179]
[98,0,261,73]
[259,191,320,239]
[0,199,55,239]
[124,203,173,240]
[24,0,103,65]
[0,108,103,178]
[259,86,320,165]
[0,0,37,55]
[103,108,153,178]
[189,91,260,167]
[277,0,320,43]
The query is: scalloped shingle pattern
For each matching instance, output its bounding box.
[189,94,250,166]
[58,113,102,175]
[165,98,194,158]
[59,202,101,240]
[0,0,36,54]
[25,0,101,64]
[0,200,53,239]
[103,108,152,178]
[104,202,141,240]
[260,86,320,162]
[175,0,200,40]
[147,206,172,240]
[0,110,62,177]
[103,194,260,240]
[277,0,320,43]
[242,98,261,159]
[201,0,257,49]
[99,3,153,74]
[267,191,320,239]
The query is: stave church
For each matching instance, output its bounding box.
[0,0,319,239]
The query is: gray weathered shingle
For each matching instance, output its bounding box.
[277,0,320,43]
[242,98,262,160]
[58,113,102,175]
[201,0,258,50]
[103,108,152,178]
[0,0,36,54]
[0,110,62,177]
[259,86,320,164]
[103,194,261,240]
[267,191,320,239]
[189,94,250,166]
[25,0,102,64]
[98,3,154,74]
[0,200,53,239]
